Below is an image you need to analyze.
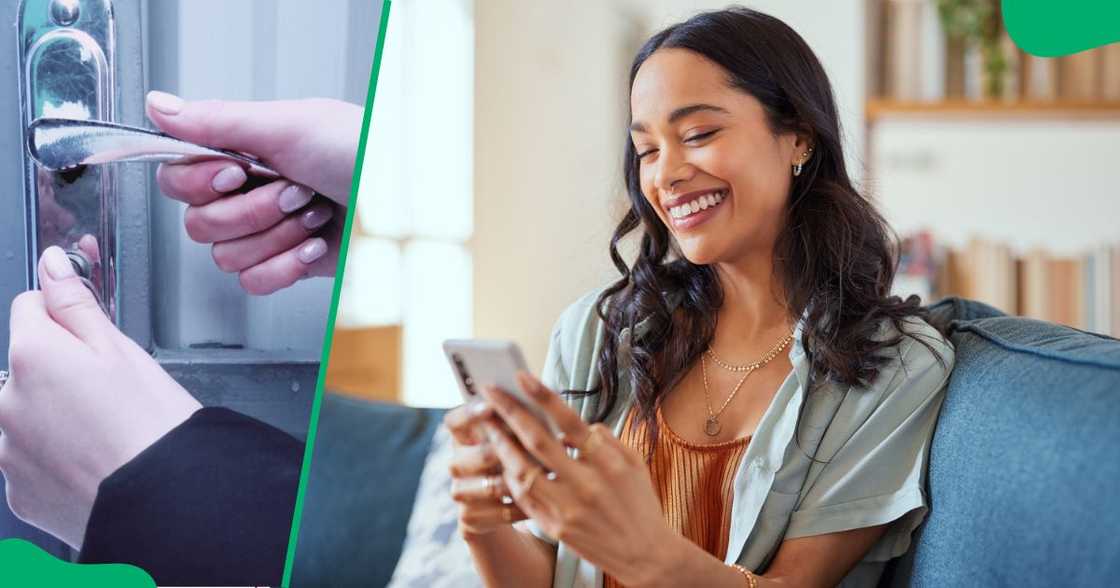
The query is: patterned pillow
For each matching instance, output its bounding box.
[388,426,483,588]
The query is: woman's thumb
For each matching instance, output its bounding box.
[145,91,296,163]
[37,247,114,349]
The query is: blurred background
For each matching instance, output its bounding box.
[330,0,1120,408]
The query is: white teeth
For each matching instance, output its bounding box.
[667,190,725,221]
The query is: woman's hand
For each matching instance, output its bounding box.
[478,373,684,588]
[443,401,529,539]
[145,91,363,295]
[0,247,203,549]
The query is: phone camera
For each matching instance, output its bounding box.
[451,353,476,396]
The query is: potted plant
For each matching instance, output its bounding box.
[936,0,1008,99]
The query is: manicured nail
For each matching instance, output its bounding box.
[147,90,185,115]
[301,206,334,230]
[470,401,491,417]
[279,184,314,213]
[211,166,247,192]
[42,246,76,280]
[297,238,328,264]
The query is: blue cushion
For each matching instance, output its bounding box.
[290,394,446,588]
[889,301,1120,586]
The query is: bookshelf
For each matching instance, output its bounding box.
[866,1,1120,335]
[867,99,1120,121]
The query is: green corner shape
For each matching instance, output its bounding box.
[0,539,155,587]
[1003,0,1120,56]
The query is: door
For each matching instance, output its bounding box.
[0,0,379,559]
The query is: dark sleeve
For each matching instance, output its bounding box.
[78,407,304,586]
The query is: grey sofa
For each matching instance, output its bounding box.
[292,298,1120,587]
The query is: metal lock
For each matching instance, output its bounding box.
[18,0,118,318]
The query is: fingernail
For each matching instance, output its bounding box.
[470,402,491,417]
[297,238,328,264]
[279,184,315,213]
[211,166,247,192]
[483,425,501,444]
[42,246,76,280]
[147,90,185,115]
[301,206,334,230]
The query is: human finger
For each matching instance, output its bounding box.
[515,371,593,452]
[448,444,502,479]
[479,385,576,477]
[450,474,511,504]
[442,402,496,445]
[210,203,334,273]
[458,502,528,537]
[236,237,331,296]
[481,420,565,506]
[184,181,314,243]
[35,247,115,350]
[156,160,248,206]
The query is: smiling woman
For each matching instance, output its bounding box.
[445,6,954,588]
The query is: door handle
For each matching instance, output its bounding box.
[18,0,119,321]
[26,118,281,179]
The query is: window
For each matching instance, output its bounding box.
[337,0,474,407]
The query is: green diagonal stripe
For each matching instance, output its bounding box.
[1003,0,1120,56]
[280,1,393,586]
[0,539,155,587]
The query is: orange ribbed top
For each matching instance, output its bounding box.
[603,406,750,588]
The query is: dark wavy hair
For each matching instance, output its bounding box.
[590,8,938,437]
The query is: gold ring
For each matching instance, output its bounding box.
[488,475,503,499]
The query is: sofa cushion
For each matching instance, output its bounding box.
[889,311,1120,586]
[388,427,483,588]
[290,394,445,588]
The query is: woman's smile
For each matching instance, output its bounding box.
[664,188,729,230]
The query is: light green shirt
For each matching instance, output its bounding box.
[527,289,955,588]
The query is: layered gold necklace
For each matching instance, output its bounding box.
[700,332,794,436]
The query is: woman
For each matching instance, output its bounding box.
[445,7,954,588]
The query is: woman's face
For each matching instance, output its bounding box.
[629,48,808,266]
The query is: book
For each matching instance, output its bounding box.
[1112,243,1120,337]
[1022,54,1060,101]
[1084,252,1096,332]
[1092,246,1112,335]
[966,238,1017,314]
[1060,49,1100,101]
[1050,258,1086,329]
[886,0,925,100]
[1100,43,1120,101]
[1019,249,1051,320]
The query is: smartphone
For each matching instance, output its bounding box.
[442,339,561,436]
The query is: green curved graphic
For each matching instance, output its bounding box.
[0,539,155,587]
[1003,0,1120,56]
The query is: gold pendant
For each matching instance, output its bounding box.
[704,416,721,436]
